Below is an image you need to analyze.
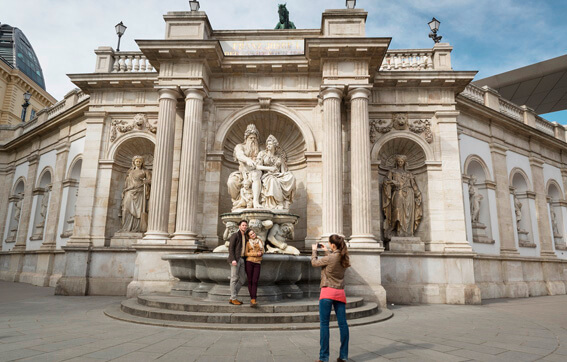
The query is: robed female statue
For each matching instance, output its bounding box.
[120,155,151,232]
[382,154,422,238]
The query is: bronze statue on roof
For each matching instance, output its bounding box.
[275,4,296,29]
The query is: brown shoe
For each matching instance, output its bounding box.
[250,299,258,307]
[229,299,243,305]
[337,359,346,362]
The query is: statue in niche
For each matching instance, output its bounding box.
[513,190,523,231]
[468,176,483,224]
[382,154,422,238]
[13,194,23,223]
[38,187,50,225]
[551,209,561,236]
[227,125,296,211]
[120,155,151,232]
[256,135,296,210]
[274,4,296,29]
[266,222,299,255]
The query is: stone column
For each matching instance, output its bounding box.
[348,87,377,245]
[172,88,206,244]
[489,143,519,255]
[530,157,556,257]
[142,88,180,243]
[321,87,344,239]
[41,142,70,249]
[13,154,40,251]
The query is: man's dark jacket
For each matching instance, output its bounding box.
[228,231,246,264]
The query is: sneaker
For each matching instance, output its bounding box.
[229,299,243,305]
[250,299,257,307]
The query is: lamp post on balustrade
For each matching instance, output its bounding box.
[21,91,31,122]
[189,1,200,11]
[346,0,356,9]
[428,17,442,43]
[115,21,127,52]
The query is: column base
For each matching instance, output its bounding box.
[140,231,169,245]
[349,234,379,245]
[170,232,202,246]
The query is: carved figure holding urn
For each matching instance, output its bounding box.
[382,155,422,238]
[266,222,300,255]
[120,155,151,232]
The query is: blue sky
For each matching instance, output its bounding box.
[2,0,566,123]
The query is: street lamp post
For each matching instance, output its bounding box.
[21,91,31,122]
[115,21,127,52]
[428,17,442,43]
[189,0,200,11]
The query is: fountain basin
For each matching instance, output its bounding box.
[163,253,320,302]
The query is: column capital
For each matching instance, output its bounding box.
[320,86,344,100]
[347,86,372,100]
[182,87,208,100]
[157,87,182,101]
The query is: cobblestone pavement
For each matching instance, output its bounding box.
[1,280,567,361]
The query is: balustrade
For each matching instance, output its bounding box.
[380,50,433,71]
[498,98,523,121]
[111,52,154,73]
[535,116,555,136]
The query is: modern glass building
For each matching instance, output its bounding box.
[0,23,46,90]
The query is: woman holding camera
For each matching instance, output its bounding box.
[311,234,350,362]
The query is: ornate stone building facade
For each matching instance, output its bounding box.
[1,7,566,306]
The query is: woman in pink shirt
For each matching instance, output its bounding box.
[311,234,350,362]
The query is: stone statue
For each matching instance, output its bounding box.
[274,4,296,29]
[256,135,296,210]
[266,222,299,255]
[213,221,239,252]
[120,155,151,232]
[227,125,296,211]
[551,209,561,236]
[13,193,23,223]
[382,154,422,238]
[248,219,273,244]
[513,190,523,231]
[39,187,50,224]
[228,124,262,209]
[468,176,483,224]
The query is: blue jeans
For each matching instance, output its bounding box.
[319,298,349,362]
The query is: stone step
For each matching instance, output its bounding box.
[137,294,365,313]
[104,303,393,331]
[120,298,379,324]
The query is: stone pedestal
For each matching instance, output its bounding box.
[472,223,494,244]
[345,247,387,308]
[389,237,425,252]
[110,232,143,247]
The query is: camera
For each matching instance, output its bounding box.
[316,243,322,248]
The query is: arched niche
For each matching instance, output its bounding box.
[60,157,83,245]
[510,168,534,246]
[373,135,430,243]
[217,109,308,244]
[4,178,26,248]
[463,155,495,246]
[106,137,155,239]
[29,168,53,245]
[547,180,565,247]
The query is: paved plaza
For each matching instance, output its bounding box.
[1,281,567,362]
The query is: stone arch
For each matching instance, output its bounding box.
[107,132,156,162]
[36,166,53,188]
[510,168,532,192]
[214,103,316,154]
[11,177,26,195]
[66,155,83,180]
[464,154,492,181]
[547,179,563,201]
[371,132,434,168]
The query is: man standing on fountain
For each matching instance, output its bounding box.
[228,219,249,305]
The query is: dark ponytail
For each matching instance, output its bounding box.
[329,234,350,269]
